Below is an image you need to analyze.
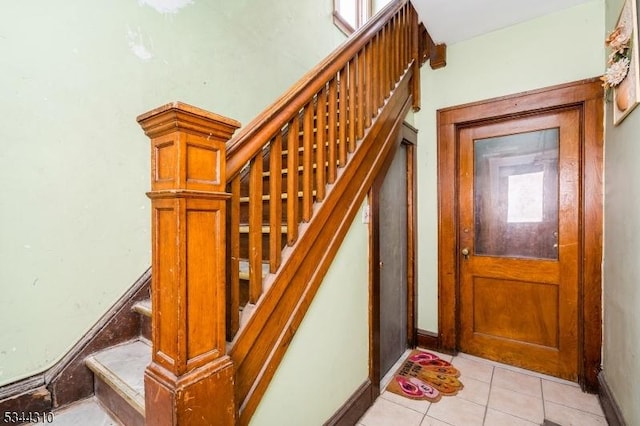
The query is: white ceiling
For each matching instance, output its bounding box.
[412,0,595,45]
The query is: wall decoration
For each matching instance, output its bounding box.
[604,0,640,125]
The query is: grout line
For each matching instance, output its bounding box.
[481,365,495,425]
[541,376,547,422]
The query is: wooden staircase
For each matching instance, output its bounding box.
[138,1,426,424]
[16,1,447,424]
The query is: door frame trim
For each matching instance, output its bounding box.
[436,78,603,391]
[369,122,418,395]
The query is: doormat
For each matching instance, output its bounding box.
[386,350,463,402]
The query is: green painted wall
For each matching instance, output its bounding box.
[0,0,345,386]
[602,1,640,424]
[251,203,370,426]
[414,0,605,332]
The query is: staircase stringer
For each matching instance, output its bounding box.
[229,66,415,425]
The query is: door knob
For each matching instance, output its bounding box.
[461,247,470,259]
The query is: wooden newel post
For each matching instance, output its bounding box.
[137,102,241,426]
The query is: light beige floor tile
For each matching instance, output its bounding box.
[420,415,454,426]
[544,400,607,426]
[359,397,424,426]
[381,390,431,414]
[485,408,538,425]
[492,367,542,399]
[488,384,544,424]
[542,379,604,416]
[426,396,485,426]
[456,376,490,406]
[451,356,494,383]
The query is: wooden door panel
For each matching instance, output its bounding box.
[471,277,559,348]
[465,258,559,282]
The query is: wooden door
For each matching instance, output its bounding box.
[379,143,409,377]
[458,109,580,380]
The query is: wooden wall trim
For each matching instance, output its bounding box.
[403,123,418,349]
[324,380,374,426]
[416,329,441,352]
[0,268,151,414]
[598,372,627,426]
[436,78,603,390]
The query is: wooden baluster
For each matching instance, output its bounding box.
[400,9,406,74]
[378,30,384,108]
[302,104,314,221]
[227,177,241,339]
[287,116,299,245]
[348,57,357,153]
[249,152,263,303]
[365,41,373,129]
[401,6,408,72]
[390,16,396,85]
[372,35,379,117]
[379,31,386,108]
[338,69,347,167]
[398,7,404,73]
[315,87,327,201]
[382,23,390,98]
[327,78,338,183]
[411,5,421,111]
[357,49,365,139]
[137,102,240,426]
[388,21,394,90]
[269,134,283,273]
[394,14,400,83]
[379,24,385,101]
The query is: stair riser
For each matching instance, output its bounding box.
[140,314,151,341]
[94,376,144,426]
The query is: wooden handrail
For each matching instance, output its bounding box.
[225,0,411,179]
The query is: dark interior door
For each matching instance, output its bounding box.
[379,144,409,377]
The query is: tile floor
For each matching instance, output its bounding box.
[358,350,607,426]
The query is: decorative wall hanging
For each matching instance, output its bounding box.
[603,0,640,125]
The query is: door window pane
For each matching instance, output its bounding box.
[474,128,559,259]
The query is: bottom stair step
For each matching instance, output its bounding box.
[85,340,150,426]
[27,397,120,425]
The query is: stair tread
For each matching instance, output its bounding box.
[85,340,150,416]
[132,299,151,317]
[31,397,121,425]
